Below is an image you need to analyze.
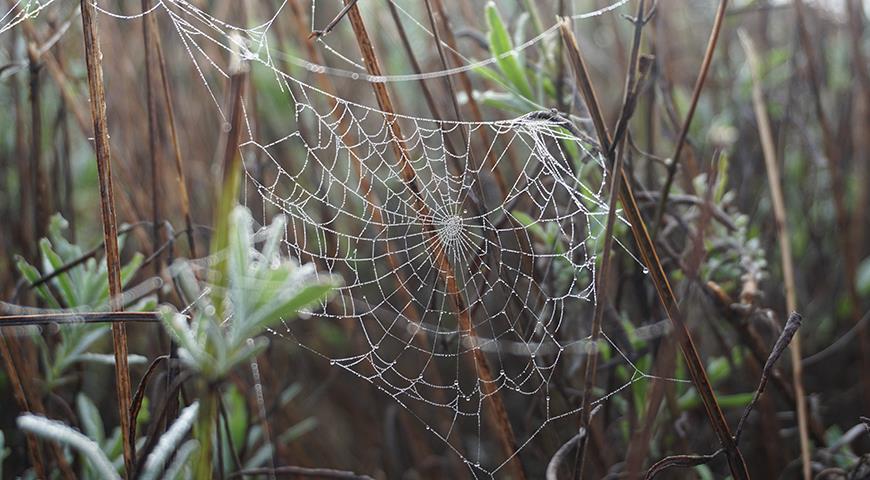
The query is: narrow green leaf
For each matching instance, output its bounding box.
[486,2,533,100]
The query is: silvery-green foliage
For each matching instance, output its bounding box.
[0,430,9,479]
[140,401,200,480]
[160,206,338,381]
[14,214,154,389]
[161,439,199,480]
[17,414,120,480]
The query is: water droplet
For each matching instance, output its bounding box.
[329,360,335,365]
[642,267,649,274]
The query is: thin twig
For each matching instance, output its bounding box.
[735,312,802,443]
[142,0,162,292]
[740,29,812,479]
[342,3,524,477]
[0,311,159,326]
[229,466,374,480]
[803,310,870,367]
[150,10,197,258]
[577,2,647,477]
[79,1,135,474]
[652,0,729,234]
[546,405,600,480]
[129,355,170,443]
[0,336,47,478]
[559,18,749,480]
[308,0,359,39]
[644,450,723,480]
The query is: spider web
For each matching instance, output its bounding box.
[3,0,688,476]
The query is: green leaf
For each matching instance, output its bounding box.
[277,417,318,443]
[486,2,533,100]
[119,253,144,290]
[678,390,754,410]
[15,255,61,308]
[242,281,335,341]
[39,238,77,306]
[76,393,105,445]
[511,211,547,242]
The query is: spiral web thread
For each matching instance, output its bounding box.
[2,0,690,476]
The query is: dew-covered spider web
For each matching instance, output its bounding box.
[3,0,691,476]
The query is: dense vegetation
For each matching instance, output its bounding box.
[1,0,869,478]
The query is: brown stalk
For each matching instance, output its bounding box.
[283,1,426,331]
[847,0,870,265]
[385,0,448,126]
[28,46,49,246]
[0,335,47,478]
[79,1,135,476]
[577,1,648,476]
[150,14,197,258]
[802,0,870,406]
[386,0,466,178]
[704,282,828,446]
[652,0,729,234]
[342,2,525,477]
[624,338,676,479]
[283,4,469,472]
[0,311,159,326]
[428,0,514,197]
[576,138,627,478]
[795,0,870,416]
[142,0,162,289]
[20,24,151,250]
[739,30,811,480]
[559,20,750,480]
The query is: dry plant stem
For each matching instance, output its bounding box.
[576,139,626,479]
[19,21,151,250]
[284,5,466,472]
[429,0,513,196]
[420,0,476,175]
[740,30,811,480]
[559,20,750,480]
[28,48,48,244]
[146,12,197,258]
[142,0,162,289]
[384,1,450,140]
[705,282,828,445]
[79,1,135,476]
[653,0,728,234]
[229,466,374,480]
[735,313,803,443]
[624,339,676,478]
[794,0,870,411]
[0,311,159,326]
[578,3,648,475]
[198,46,248,479]
[546,405,599,480]
[0,336,47,479]
[343,3,524,478]
[847,1,870,263]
